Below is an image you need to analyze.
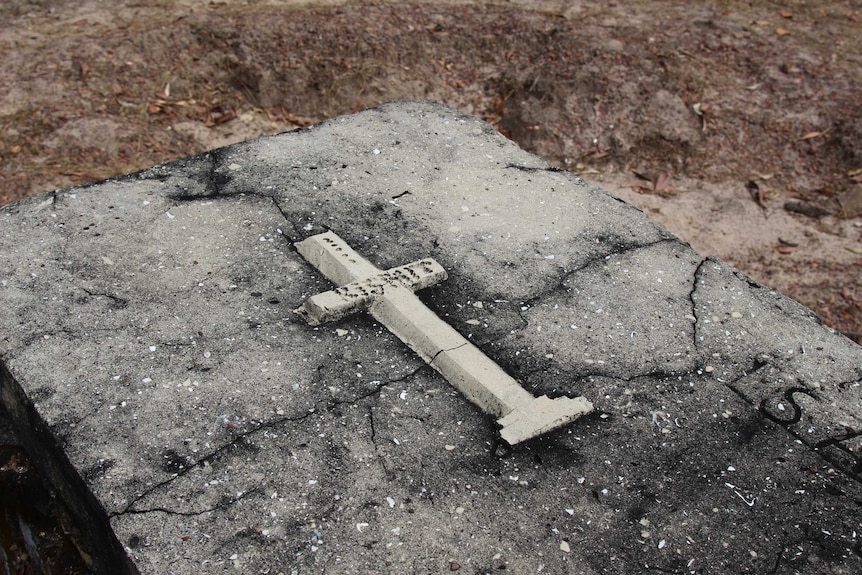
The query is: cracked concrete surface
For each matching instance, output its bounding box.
[1,101,861,574]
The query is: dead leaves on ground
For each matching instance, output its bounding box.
[146,89,239,127]
[775,237,800,254]
[147,89,313,130]
[626,170,673,196]
[267,106,313,128]
[746,178,779,210]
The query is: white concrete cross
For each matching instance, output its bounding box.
[294,231,593,445]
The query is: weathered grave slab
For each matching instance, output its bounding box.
[1,101,861,574]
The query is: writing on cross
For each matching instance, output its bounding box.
[294,231,593,445]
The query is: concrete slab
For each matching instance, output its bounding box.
[1,101,861,574]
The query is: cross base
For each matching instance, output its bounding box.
[497,395,594,445]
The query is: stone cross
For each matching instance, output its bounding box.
[294,231,593,445]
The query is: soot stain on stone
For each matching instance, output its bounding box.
[28,386,55,403]
[160,448,192,474]
[83,458,115,482]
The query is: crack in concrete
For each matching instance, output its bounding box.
[37,190,59,210]
[271,197,296,236]
[366,407,396,478]
[512,236,680,327]
[113,365,425,516]
[428,342,468,363]
[163,150,283,205]
[113,487,262,518]
[271,196,336,247]
[368,406,377,443]
[393,236,706,405]
[499,242,705,388]
[687,257,709,352]
[504,163,565,174]
[560,235,679,280]
[80,287,129,309]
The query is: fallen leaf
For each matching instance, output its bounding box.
[778,237,799,247]
[282,110,313,127]
[626,181,651,193]
[692,102,711,132]
[74,59,89,80]
[780,10,793,18]
[800,131,824,141]
[775,27,791,35]
[747,180,769,209]
[655,172,671,192]
[776,245,799,254]
[633,170,655,183]
[846,247,862,254]
[847,168,862,177]
[581,149,608,159]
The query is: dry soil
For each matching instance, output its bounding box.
[1,0,861,341]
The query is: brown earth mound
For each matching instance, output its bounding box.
[1,0,860,342]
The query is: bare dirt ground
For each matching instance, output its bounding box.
[1,0,861,346]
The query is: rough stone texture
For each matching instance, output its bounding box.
[1,101,861,574]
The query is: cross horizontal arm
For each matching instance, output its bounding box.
[295,258,447,325]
